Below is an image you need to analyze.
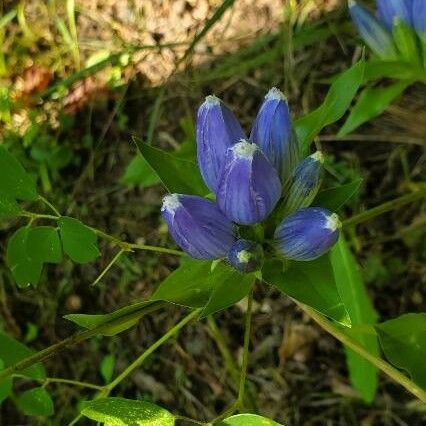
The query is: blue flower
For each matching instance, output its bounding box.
[412,0,426,37]
[283,151,324,215]
[250,87,299,182]
[228,239,264,273]
[196,95,246,192]
[274,207,341,261]
[349,0,398,59]
[161,194,236,259]
[217,140,282,225]
[377,0,412,31]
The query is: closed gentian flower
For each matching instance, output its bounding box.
[377,0,412,31]
[217,140,282,225]
[274,207,341,261]
[250,87,299,182]
[412,0,426,37]
[349,0,398,59]
[228,239,264,273]
[283,151,324,215]
[161,194,236,259]
[196,95,246,192]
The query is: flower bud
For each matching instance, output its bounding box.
[274,207,341,261]
[196,95,246,192]
[217,140,282,225]
[250,87,300,183]
[412,0,426,37]
[349,1,398,60]
[377,0,412,31]
[283,151,324,215]
[228,239,264,273]
[161,194,236,259]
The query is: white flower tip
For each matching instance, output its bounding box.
[265,87,287,101]
[162,194,182,213]
[204,95,221,107]
[311,151,325,164]
[232,140,258,159]
[325,213,342,231]
[237,250,252,264]
[348,0,356,8]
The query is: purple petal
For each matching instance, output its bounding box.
[162,194,236,259]
[196,95,246,192]
[250,87,300,182]
[217,140,282,225]
[275,207,341,261]
[228,239,264,273]
[349,1,398,60]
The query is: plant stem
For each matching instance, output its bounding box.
[207,317,240,386]
[38,195,61,217]
[91,248,125,287]
[343,189,426,227]
[12,374,103,390]
[0,301,166,381]
[104,309,201,393]
[298,303,426,403]
[238,289,254,407]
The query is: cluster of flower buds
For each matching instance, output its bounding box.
[349,0,426,63]
[161,89,342,273]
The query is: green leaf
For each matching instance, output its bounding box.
[15,387,54,417]
[392,19,420,64]
[0,358,12,404]
[219,414,284,426]
[330,235,379,403]
[7,226,62,287]
[133,139,209,196]
[263,257,351,327]
[0,146,38,201]
[376,313,426,389]
[59,216,100,264]
[295,61,365,152]
[152,259,213,307]
[120,154,161,187]
[0,332,45,380]
[81,397,175,426]
[100,354,115,383]
[364,60,422,81]
[201,263,256,317]
[338,82,410,136]
[0,194,22,218]
[64,300,157,336]
[313,179,363,211]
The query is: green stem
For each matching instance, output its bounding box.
[207,317,240,387]
[299,303,426,403]
[0,301,166,381]
[91,248,125,287]
[38,195,61,216]
[343,189,426,227]
[12,374,103,390]
[238,289,254,407]
[104,308,201,393]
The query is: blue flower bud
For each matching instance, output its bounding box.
[274,207,341,261]
[283,151,324,215]
[377,0,412,31]
[228,239,264,273]
[196,95,246,192]
[161,194,236,259]
[412,0,426,37]
[349,1,398,60]
[250,87,300,183]
[217,140,282,225]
